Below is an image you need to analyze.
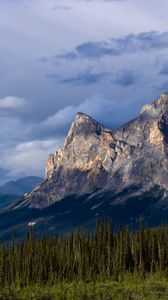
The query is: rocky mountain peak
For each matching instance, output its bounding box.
[140,92,168,118]
[23,93,168,209]
[72,112,94,127]
[45,112,106,180]
[64,112,105,147]
[45,112,114,180]
[74,112,101,126]
[75,111,94,121]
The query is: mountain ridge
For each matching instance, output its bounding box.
[21,92,168,209]
[0,176,42,196]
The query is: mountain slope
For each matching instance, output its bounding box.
[0,176,42,196]
[0,177,42,210]
[0,184,167,241]
[0,195,18,209]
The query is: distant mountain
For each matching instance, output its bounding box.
[0,195,18,209]
[1,93,168,240]
[0,176,42,196]
[0,176,42,210]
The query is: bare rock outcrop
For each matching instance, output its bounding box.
[24,93,168,208]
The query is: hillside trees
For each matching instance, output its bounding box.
[0,220,168,287]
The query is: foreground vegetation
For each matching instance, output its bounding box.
[0,220,168,299]
[1,278,168,299]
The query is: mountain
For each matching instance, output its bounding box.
[0,177,42,210]
[0,195,18,209]
[0,176,42,196]
[23,92,168,209]
[1,93,168,240]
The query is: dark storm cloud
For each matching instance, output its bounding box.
[111,70,137,87]
[47,69,136,87]
[60,71,108,85]
[56,52,78,60]
[55,31,168,61]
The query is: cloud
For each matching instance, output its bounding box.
[52,5,71,10]
[47,68,137,87]
[154,81,168,94]
[0,116,29,145]
[0,98,66,182]
[160,65,168,76]
[0,139,63,179]
[41,95,124,132]
[111,70,137,86]
[60,70,108,85]
[0,96,26,110]
[56,31,168,61]
[57,41,114,60]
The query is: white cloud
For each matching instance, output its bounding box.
[0,96,26,110]
[42,95,123,130]
[0,116,28,144]
[39,94,135,134]
[0,138,63,179]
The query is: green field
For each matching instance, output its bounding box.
[1,278,168,300]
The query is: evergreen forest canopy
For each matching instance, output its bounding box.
[0,219,168,289]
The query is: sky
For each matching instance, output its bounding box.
[0,0,168,184]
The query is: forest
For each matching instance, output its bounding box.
[0,219,168,299]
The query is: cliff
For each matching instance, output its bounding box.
[23,93,168,209]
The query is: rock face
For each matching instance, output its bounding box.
[24,93,168,209]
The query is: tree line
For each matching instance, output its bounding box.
[0,219,168,288]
